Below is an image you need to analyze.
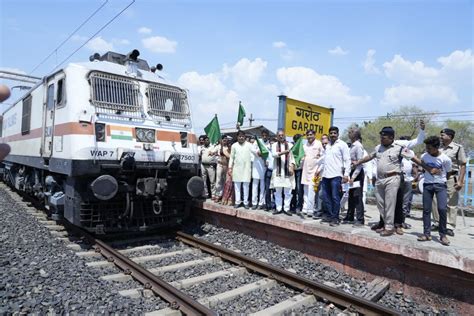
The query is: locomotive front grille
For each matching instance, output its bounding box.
[147,83,191,126]
[89,71,142,118]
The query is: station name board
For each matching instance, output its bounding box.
[277,96,333,138]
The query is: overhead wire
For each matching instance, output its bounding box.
[29,0,109,75]
[53,0,135,71]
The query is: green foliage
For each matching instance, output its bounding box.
[343,106,474,155]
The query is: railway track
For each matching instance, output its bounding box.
[3,184,399,315]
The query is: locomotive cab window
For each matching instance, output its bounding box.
[56,78,65,108]
[47,84,55,110]
[21,95,32,135]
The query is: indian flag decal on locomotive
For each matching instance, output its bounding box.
[110,125,133,141]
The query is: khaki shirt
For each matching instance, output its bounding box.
[440,141,467,172]
[200,145,216,164]
[371,143,404,178]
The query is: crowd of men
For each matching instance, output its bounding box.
[198,121,467,247]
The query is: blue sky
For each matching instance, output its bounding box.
[1,0,473,133]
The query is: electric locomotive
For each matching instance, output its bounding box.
[0,49,204,234]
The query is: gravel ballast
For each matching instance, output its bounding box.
[0,187,168,314]
[183,222,458,315]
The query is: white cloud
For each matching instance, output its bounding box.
[138,27,152,34]
[113,38,130,45]
[178,58,279,131]
[383,54,438,85]
[363,49,380,74]
[380,49,473,107]
[85,36,114,52]
[276,66,370,111]
[437,49,473,70]
[328,46,348,56]
[273,41,286,48]
[382,85,458,106]
[273,41,296,61]
[142,36,177,53]
[71,34,87,42]
[222,58,267,90]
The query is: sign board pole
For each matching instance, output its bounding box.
[277,95,286,131]
[330,107,334,127]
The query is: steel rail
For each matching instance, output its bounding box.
[176,231,399,316]
[64,223,216,316]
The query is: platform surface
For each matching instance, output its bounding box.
[195,200,474,274]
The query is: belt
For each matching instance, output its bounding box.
[385,171,401,178]
[447,170,458,180]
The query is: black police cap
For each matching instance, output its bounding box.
[440,128,455,138]
[379,126,395,136]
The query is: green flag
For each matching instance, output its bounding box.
[204,115,221,145]
[256,138,269,159]
[237,101,246,126]
[291,137,305,167]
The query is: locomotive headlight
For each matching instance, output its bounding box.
[95,123,106,142]
[145,130,155,143]
[136,128,145,142]
[135,128,155,143]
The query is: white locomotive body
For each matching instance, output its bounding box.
[0,50,204,234]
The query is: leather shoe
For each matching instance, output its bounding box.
[402,223,412,229]
[446,229,454,237]
[430,225,439,231]
[371,223,384,231]
[380,229,394,236]
[395,227,404,235]
[243,205,249,210]
[252,205,258,210]
[375,227,385,233]
[329,220,340,227]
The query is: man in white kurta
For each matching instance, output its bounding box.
[251,136,266,210]
[301,130,323,216]
[228,131,253,209]
[271,130,296,214]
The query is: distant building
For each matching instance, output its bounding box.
[220,125,275,139]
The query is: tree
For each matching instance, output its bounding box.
[442,119,474,155]
[356,106,473,154]
[341,106,473,158]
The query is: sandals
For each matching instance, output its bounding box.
[440,236,450,246]
[417,235,432,242]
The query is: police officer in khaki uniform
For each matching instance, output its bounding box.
[354,127,405,236]
[431,128,467,236]
[200,136,217,199]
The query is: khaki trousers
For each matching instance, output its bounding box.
[201,164,216,197]
[432,177,458,229]
[375,175,401,230]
